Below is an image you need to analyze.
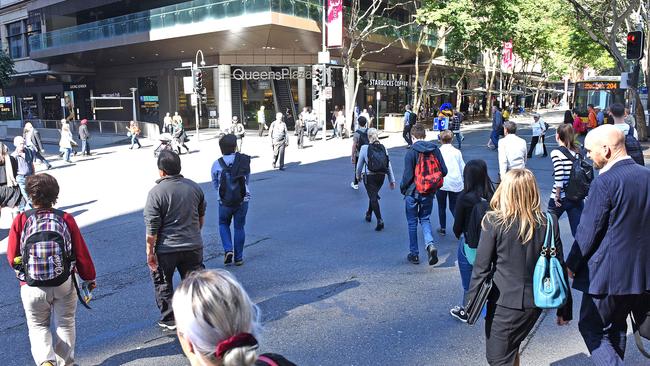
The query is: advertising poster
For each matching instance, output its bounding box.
[327,0,343,48]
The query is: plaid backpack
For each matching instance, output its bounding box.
[414,152,444,195]
[19,209,74,287]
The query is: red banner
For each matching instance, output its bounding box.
[327,0,343,48]
[501,40,513,71]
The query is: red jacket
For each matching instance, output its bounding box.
[6,210,96,286]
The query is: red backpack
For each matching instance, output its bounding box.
[415,152,444,194]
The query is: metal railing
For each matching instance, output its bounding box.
[29,0,322,51]
[25,119,160,139]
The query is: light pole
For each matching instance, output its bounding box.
[194,50,206,146]
[376,91,381,129]
[129,87,138,121]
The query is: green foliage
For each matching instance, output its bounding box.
[0,51,15,88]
[566,28,617,73]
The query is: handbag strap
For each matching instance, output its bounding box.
[541,212,556,256]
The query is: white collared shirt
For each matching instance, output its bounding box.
[498,134,528,177]
[599,156,632,174]
[439,144,465,192]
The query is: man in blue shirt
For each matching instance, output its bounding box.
[489,105,503,150]
[403,104,415,147]
[596,107,605,126]
[211,134,251,266]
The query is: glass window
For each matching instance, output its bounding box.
[7,21,24,59]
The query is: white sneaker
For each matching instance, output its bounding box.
[350,182,359,190]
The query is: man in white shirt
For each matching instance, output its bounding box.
[498,121,527,178]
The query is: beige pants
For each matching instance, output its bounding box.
[20,278,77,366]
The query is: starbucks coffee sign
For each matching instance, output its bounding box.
[368,79,409,87]
[232,68,312,80]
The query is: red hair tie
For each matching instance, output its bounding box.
[215,333,258,358]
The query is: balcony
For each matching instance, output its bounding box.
[29,0,323,55]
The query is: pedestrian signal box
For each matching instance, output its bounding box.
[626,31,644,60]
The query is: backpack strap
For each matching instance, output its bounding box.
[558,146,577,162]
[218,157,228,169]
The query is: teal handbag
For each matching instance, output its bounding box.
[532,213,568,309]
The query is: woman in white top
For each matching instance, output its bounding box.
[436,130,465,235]
[59,123,74,163]
[356,128,396,231]
[335,110,346,138]
[527,113,547,158]
[548,124,584,237]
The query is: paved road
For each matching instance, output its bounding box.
[0,110,646,365]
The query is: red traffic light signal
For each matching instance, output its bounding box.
[626,31,644,60]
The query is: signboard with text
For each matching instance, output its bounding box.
[578,82,620,90]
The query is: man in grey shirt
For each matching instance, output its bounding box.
[269,112,289,170]
[144,149,206,330]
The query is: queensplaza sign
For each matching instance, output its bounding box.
[231,68,312,81]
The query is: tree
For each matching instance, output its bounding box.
[341,0,417,128]
[0,51,15,89]
[566,0,648,140]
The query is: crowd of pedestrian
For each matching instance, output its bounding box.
[3,101,650,366]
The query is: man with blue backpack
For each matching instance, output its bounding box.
[211,134,251,266]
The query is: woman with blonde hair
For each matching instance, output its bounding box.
[466,169,572,366]
[173,269,295,366]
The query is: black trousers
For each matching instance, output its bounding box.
[403,124,412,146]
[484,302,542,366]
[364,174,385,221]
[578,293,649,365]
[150,248,204,322]
[527,135,547,157]
[296,128,304,148]
[352,157,359,185]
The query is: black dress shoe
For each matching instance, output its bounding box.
[365,212,372,222]
[375,221,384,231]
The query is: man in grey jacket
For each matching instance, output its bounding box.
[144,150,206,330]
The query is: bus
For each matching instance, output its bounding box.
[572,76,626,124]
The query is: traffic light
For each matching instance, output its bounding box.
[312,65,323,100]
[194,69,203,91]
[200,88,207,104]
[626,31,644,60]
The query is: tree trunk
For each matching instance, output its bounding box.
[343,66,356,128]
[633,89,648,141]
[455,68,467,110]
[486,54,497,118]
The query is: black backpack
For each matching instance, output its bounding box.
[465,198,489,249]
[560,147,594,201]
[367,142,389,174]
[625,134,646,166]
[356,129,369,153]
[218,156,246,207]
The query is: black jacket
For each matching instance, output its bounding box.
[29,130,45,152]
[453,191,482,239]
[400,140,447,196]
[466,213,572,320]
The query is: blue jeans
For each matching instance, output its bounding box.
[405,194,434,256]
[16,175,31,211]
[218,201,249,261]
[131,135,141,148]
[454,132,462,149]
[63,148,72,162]
[547,197,584,237]
[457,236,473,305]
[81,139,90,155]
[435,190,459,230]
[490,129,499,148]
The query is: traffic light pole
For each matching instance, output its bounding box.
[194,50,206,148]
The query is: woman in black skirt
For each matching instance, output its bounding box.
[0,142,25,211]
[466,169,572,365]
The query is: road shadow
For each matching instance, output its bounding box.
[92,337,182,366]
[59,200,98,211]
[68,209,88,218]
[549,352,591,365]
[257,279,361,323]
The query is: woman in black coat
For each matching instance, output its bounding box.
[466,169,572,366]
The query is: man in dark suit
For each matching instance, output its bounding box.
[566,124,650,365]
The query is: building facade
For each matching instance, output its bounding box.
[0,0,425,129]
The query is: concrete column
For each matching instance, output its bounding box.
[218,65,232,127]
[213,67,219,107]
[298,66,306,110]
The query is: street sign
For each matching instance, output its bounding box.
[183,77,194,94]
[181,61,193,68]
[324,86,332,100]
[190,93,197,106]
[318,51,330,64]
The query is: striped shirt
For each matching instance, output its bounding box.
[550,148,577,199]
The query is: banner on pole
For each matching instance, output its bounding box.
[501,40,513,71]
[327,0,343,48]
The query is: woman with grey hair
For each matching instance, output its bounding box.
[173,269,295,366]
[355,128,395,231]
